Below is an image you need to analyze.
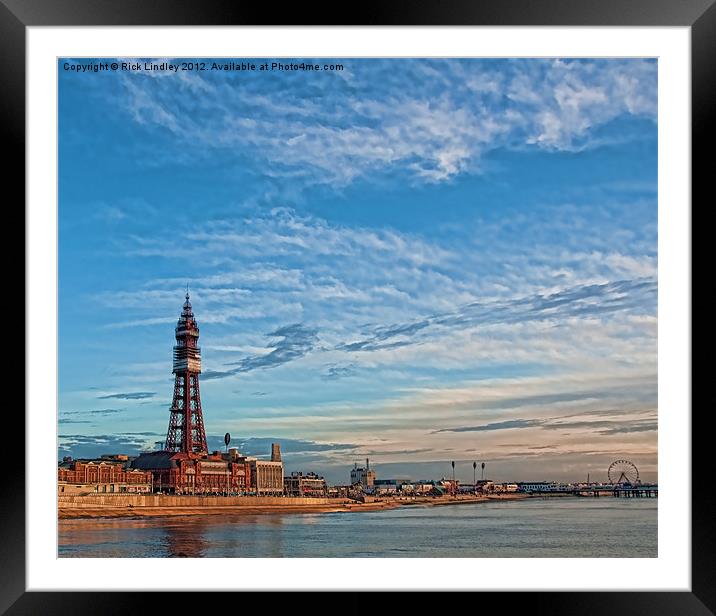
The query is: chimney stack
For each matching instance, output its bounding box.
[271,443,282,462]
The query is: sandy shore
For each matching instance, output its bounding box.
[59,501,401,520]
[58,493,529,520]
[398,493,529,509]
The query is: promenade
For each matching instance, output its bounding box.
[58,492,529,520]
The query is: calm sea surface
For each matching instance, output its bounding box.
[58,497,657,558]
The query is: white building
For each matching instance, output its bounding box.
[517,481,558,493]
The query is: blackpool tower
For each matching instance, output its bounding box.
[164,291,208,454]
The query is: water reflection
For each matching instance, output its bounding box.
[165,518,209,558]
[212,513,287,557]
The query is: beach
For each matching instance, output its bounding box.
[58,493,529,520]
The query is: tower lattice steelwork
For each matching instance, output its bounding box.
[164,291,208,454]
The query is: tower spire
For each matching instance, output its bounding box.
[164,291,207,455]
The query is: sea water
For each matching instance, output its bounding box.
[58,497,657,558]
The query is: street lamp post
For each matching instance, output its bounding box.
[481,462,485,481]
[473,461,477,492]
[451,461,455,497]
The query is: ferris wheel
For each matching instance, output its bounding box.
[608,459,639,485]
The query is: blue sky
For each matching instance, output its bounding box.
[58,58,657,484]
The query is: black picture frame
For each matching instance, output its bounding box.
[5,0,708,611]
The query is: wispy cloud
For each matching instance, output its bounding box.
[62,408,125,416]
[201,323,320,381]
[100,205,656,347]
[58,432,164,459]
[321,363,358,380]
[435,413,656,435]
[338,278,656,353]
[85,58,658,189]
[190,275,655,382]
[225,323,318,372]
[97,391,155,400]
[438,419,543,433]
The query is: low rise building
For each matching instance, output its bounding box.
[58,458,152,495]
[473,479,495,492]
[373,478,412,494]
[439,478,459,495]
[284,472,327,497]
[327,485,350,498]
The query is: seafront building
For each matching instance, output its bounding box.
[241,441,283,495]
[372,478,412,495]
[246,458,284,495]
[412,482,437,494]
[284,472,328,497]
[131,448,252,495]
[58,456,152,495]
[473,479,495,492]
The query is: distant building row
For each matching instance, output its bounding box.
[348,458,520,495]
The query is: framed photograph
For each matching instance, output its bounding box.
[9,0,709,610]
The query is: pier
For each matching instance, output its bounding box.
[609,485,658,498]
[526,484,658,498]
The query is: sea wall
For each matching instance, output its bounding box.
[58,494,348,508]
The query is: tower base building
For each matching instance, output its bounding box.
[131,450,251,495]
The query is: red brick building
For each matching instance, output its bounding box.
[58,458,153,494]
[131,450,252,495]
